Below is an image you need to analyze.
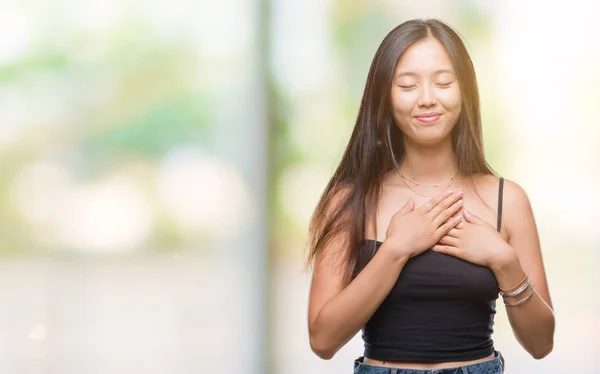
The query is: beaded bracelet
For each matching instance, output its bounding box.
[499,276,530,297]
[504,286,536,307]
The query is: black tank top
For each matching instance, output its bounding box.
[353,177,505,362]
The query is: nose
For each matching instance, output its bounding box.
[417,84,436,107]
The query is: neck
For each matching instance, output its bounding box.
[398,138,459,184]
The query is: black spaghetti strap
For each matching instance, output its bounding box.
[497,177,504,232]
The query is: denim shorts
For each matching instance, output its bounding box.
[353,351,504,374]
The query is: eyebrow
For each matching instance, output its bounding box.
[394,69,456,79]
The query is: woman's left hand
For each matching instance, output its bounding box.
[432,209,515,268]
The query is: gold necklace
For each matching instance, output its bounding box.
[400,170,459,187]
[396,169,458,198]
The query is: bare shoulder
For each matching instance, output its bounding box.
[311,182,354,273]
[315,183,353,225]
[501,178,531,209]
[326,183,353,209]
[498,178,535,237]
[470,175,533,228]
[468,173,504,207]
[470,173,502,190]
[473,174,531,208]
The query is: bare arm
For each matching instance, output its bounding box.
[308,239,408,359]
[491,180,555,359]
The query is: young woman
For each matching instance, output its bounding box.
[306,19,555,374]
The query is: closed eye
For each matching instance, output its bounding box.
[399,83,453,90]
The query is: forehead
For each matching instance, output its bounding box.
[394,37,454,75]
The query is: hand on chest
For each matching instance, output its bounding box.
[376,194,502,240]
[373,190,511,269]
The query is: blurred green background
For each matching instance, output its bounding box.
[0,0,598,373]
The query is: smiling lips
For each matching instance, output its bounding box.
[415,113,441,123]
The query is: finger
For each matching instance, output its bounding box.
[463,209,478,223]
[396,199,415,216]
[432,198,463,228]
[428,190,463,218]
[432,244,460,257]
[446,228,461,238]
[438,235,459,246]
[463,209,493,228]
[419,190,455,213]
[434,214,462,239]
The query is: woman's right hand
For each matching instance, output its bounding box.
[383,190,464,259]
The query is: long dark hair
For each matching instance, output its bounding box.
[306,19,496,284]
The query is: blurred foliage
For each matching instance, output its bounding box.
[0,12,214,256]
[81,93,209,160]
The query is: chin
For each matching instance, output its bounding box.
[407,130,453,147]
[408,130,448,145]
[414,137,447,147]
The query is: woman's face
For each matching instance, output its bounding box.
[390,37,462,146]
